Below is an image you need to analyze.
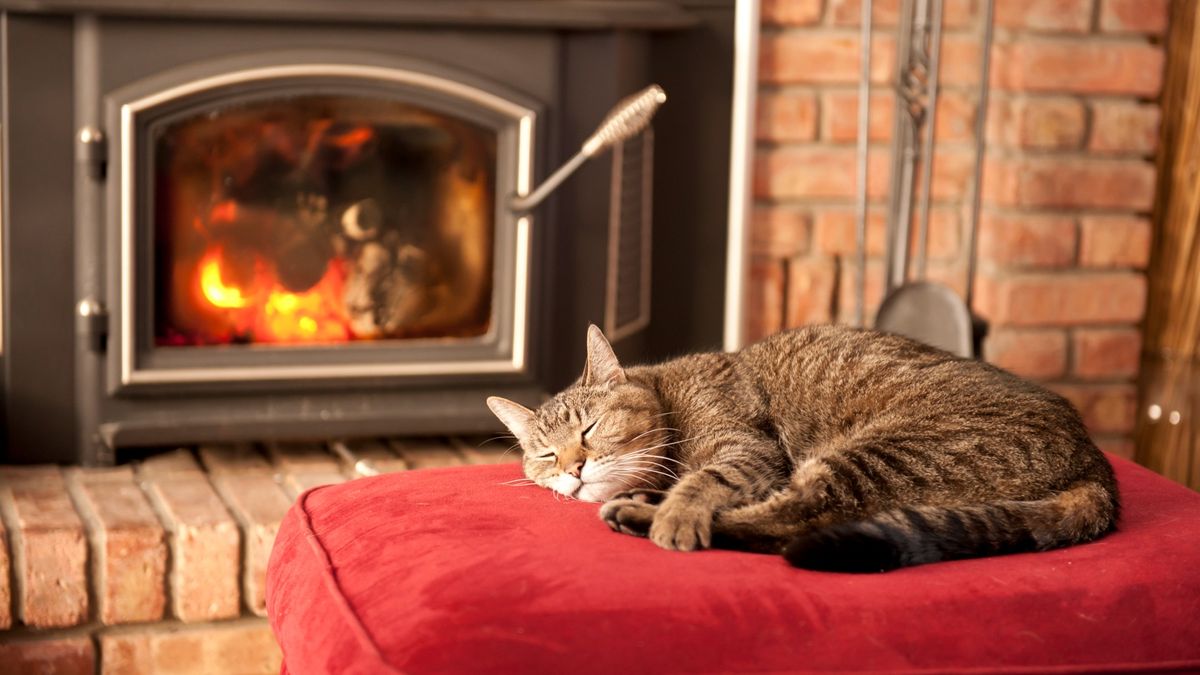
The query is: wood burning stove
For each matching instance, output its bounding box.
[111,53,536,387]
[0,1,740,465]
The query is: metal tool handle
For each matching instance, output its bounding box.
[511,84,666,214]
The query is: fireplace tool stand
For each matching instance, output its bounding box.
[855,0,995,357]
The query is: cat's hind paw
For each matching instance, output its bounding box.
[599,498,657,538]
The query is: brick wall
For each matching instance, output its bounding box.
[0,439,504,674]
[752,0,1166,455]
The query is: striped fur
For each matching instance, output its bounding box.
[487,324,1119,571]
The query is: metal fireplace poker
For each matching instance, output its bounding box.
[0,1,742,465]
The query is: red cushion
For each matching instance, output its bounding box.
[267,455,1200,674]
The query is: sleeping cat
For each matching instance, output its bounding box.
[486,325,1118,572]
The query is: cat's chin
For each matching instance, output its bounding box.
[577,482,621,503]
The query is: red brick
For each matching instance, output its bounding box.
[983,157,1156,210]
[828,0,976,28]
[984,329,1068,379]
[761,0,822,26]
[1094,436,1136,459]
[989,97,1086,150]
[837,259,885,323]
[139,448,203,477]
[1073,328,1142,379]
[823,89,893,143]
[0,468,88,628]
[0,465,64,484]
[390,438,468,468]
[994,40,1164,96]
[1099,0,1169,34]
[210,620,283,674]
[66,468,167,624]
[746,256,786,341]
[1052,384,1138,434]
[756,146,890,200]
[938,35,989,87]
[1089,101,1160,154]
[995,0,1092,32]
[330,439,411,475]
[0,636,94,675]
[197,443,272,475]
[978,213,1076,268]
[757,144,972,202]
[760,32,895,85]
[142,474,240,622]
[452,437,520,465]
[924,260,970,298]
[814,208,959,261]
[266,441,339,474]
[786,257,837,326]
[757,90,818,142]
[1079,215,1152,268]
[823,89,976,144]
[280,471,347,500]
[212,474,293,616]
[975,272,1147,326]
[99,618,282,675]
[836,260,968,326]
[752,206,810,257]
[0,517,8,630]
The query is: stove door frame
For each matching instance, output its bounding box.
[105,50,539,393]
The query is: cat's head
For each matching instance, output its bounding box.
[487,325,674,502]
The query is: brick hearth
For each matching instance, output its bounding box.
[0,438,513,673]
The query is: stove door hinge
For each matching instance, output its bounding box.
[77,126,107,181]
[78,298,109,352]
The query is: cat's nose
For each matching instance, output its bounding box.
[565,460,584,478]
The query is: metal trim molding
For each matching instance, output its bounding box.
[118,62,536,386]
[722,0,760,352]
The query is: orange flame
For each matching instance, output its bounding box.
[328,126,374,150]
[199,250,248,309]
[195,245,350,344]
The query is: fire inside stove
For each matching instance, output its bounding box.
[153,95,496,346]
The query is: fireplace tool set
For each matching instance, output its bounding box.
[854,0,996,357]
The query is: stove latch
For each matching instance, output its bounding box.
[78,298,108,352]
[77,126,107,181]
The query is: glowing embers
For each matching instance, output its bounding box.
[186,244,351,344]
[153,95,497,347]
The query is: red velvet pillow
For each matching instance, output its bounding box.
[267,455,1200,674]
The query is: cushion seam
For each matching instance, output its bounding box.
[295,485,406,675]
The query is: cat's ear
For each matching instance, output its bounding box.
[583,324,627,386]
[486,396,535,443]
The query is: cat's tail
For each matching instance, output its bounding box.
[783,480,1118,573]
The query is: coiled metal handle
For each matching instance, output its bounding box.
[511,84,666,214]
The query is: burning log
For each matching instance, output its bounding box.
[340,199,382,241]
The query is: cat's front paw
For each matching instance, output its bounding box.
[649,502,713,552]
[609,488,668,505]
[599,498,657,537]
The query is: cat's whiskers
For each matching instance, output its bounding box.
[478,434,516,446]
[500,442,523,460]
[624,426,681,444]
[622,449,687,467]
[609,457,679,483]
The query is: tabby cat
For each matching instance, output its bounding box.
[486,325,1118,572]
